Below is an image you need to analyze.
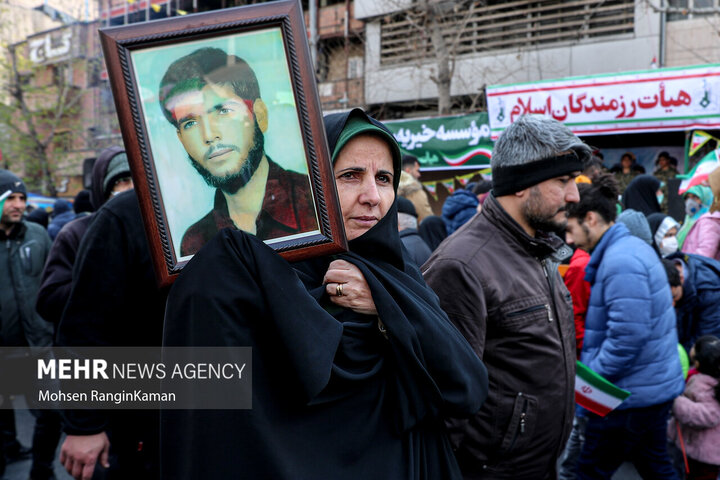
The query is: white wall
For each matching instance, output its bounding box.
[665,16,720,67]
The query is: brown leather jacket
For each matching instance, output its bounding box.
[423,194,576,480]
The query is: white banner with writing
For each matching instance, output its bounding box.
[487,65,720,139]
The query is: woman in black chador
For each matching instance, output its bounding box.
[161,109,488,479]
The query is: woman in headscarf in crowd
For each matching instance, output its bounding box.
[622,174,662,217]
[682,169,720,260]
[678,185,714,248]
[418,215,448,251]
[647,212,681,257]
[161,109,488,479]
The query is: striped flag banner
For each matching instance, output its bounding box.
[678,149,720,194]
[575,361,630,417]
[688,131,718,157]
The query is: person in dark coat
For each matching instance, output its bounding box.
[418,215,448,251]
[397,196,432,267]
[48,198,75,240]
[72,190,93,216]
[424,115,585,479]
[56,188,165,480]
[160,108,488,479]
[663,253,720,353]
[0,169,55,480]
[36,147,132,325]
[622,174,662,217]
[26,208,49,228]
[441,187,479,235]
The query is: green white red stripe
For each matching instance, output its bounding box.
[678,149,720,194]
[575,361,631,417]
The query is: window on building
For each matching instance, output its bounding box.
[668,0,720,21]
[379,0,635,65]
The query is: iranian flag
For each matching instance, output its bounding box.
[0,189,12,214]
[678,149,720,195]
[575,361,631,417]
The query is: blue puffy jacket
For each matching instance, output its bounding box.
[582,222,684,409]
[441,189,478,235]
[667,252,720,352]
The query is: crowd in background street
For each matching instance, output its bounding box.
[1,109,720,480]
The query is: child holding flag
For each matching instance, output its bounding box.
[668,335,720,480]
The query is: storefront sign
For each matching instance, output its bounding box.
[487,64,720,138]
[384,112,492,170]
[29,29,73,64]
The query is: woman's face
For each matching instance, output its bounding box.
[334,134,395,241]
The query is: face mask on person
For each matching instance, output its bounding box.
[657,193,664,205]
[686,198,701,217]
[660,236,679,257]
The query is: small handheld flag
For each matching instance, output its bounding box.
[575,361,631,417]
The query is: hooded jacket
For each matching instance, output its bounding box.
[682,211,720,261]
[47,199,75,240]
[37,146,125,324]
[668,373,720,466]
[666,252,720,351]
[582,223,684,408]
[441,189,479,235]
[0,221,53,346]
[423,193,576,479]
[56,189,166,476]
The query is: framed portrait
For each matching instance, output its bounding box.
[99,0,347,287]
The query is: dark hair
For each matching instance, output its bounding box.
[693,335,720,399]
[402,154,419,169]
[471,179,492,195]
[159,47,260,128]
[656,151,670,163]
[73,190,93,214]
[661,259,682,287]
[566,173,618,223]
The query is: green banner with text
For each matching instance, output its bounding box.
[384,113,493,170]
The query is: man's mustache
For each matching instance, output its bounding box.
[204,143,241,162]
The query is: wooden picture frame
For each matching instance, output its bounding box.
[99,0,347,287]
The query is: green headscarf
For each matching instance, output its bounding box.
[678,185,714,247]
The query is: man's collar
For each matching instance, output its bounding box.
[0,221,25,240]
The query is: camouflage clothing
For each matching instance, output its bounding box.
[654,167,679,214]
[615,171,639,200]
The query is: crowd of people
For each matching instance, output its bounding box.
[1,108,719,480]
